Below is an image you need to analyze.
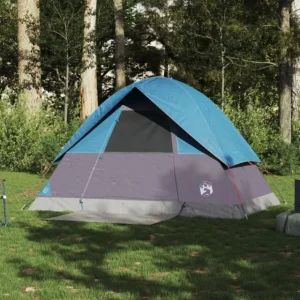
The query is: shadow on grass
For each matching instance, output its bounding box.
[8,204,300,300]
[6,163,300,299]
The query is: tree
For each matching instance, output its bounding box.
[95,0,114,101]
[170,0,278,109]
[292,0,300,120]
[86,0,162,102]
[113,0,126,90]
[0,0,18,96]
[41,0,84,124]
[123,1,164,83]
[80,0,98,119]
[139,0,178,78]
[279,0,292,143]
[18,0,42,112]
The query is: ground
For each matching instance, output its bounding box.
[0,171,300,300]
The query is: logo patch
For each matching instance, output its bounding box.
[199,181,213,197]
[39,181,52,197]
[43,187,49,194]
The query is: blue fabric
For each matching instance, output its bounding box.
[39,181,52,197]
[55,84,134,162]
[68,108,122,154]
[54,77,260,166]
[176,137,205,155]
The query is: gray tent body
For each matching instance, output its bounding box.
[31,152,278,224]
[29,79,279,224]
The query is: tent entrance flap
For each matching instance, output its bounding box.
[105,110,173,153]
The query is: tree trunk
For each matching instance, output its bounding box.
[98,63,102,106]
[279,0,292,143]
[80,0,98,119]
[221,64,225,111]
[292,0,300,121]
[163,2,169,78]
[163,49,169,77]
[220,26,225,111]
[64,55,69,125]
[113,0,126,91]
[18,0,42,113]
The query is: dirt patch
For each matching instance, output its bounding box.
[193,268,205,274]
[189,251,201,257]
[281,251,293,257]
[117,267,131,272]
[22,268,39,275]
[149,272,170,280]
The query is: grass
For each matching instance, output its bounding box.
[0,171,300,299]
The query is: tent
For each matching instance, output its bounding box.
[29,77,280,225]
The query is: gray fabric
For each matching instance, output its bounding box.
[32,198,183,225]
[30,197,183,215]
[30,193,279,224]
[46,153,99,198]
[85,153,179,201]
[276,211,300,236]
[47,210,179,225]
[30,197,82,212]
[180,193,279,219]
[228,165,272,202]
[173,154,237,205]
[44,153,272,205]
[46,153,179,201]
[173,155,272,205]
[31,145,280,223]
[242,193,279,214]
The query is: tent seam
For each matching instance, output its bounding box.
[60,77,158,158]
[136,88,227,165]
[170,78,227,165]
[79,107,123,203]
[54,86,137,162]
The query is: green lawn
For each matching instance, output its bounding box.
[0,171,300,300]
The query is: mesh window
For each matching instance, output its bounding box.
[105,110,173,153]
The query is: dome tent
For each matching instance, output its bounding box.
[29,77,280,224]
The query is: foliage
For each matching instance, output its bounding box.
[224,90,300,175]
[170,0,280,105]
[0,0,18,94]
[224,89,278,156]
[31,117,82,173]
[263,140,300,175]
[1,0,300,172]
[40,0,85,118]
[0,101,81,173]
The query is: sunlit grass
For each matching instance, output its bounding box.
[0,171,299,299]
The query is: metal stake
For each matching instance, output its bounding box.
[0,180,8,227]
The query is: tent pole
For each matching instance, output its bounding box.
[227,167,248,219]
[0,180,8,227]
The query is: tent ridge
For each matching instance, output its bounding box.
[54,77,260,166]
[170,78,227,165]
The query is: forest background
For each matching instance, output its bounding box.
[0,0,300,175]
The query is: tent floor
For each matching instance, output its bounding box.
[47,210,179,225]
[30,193,280,225]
